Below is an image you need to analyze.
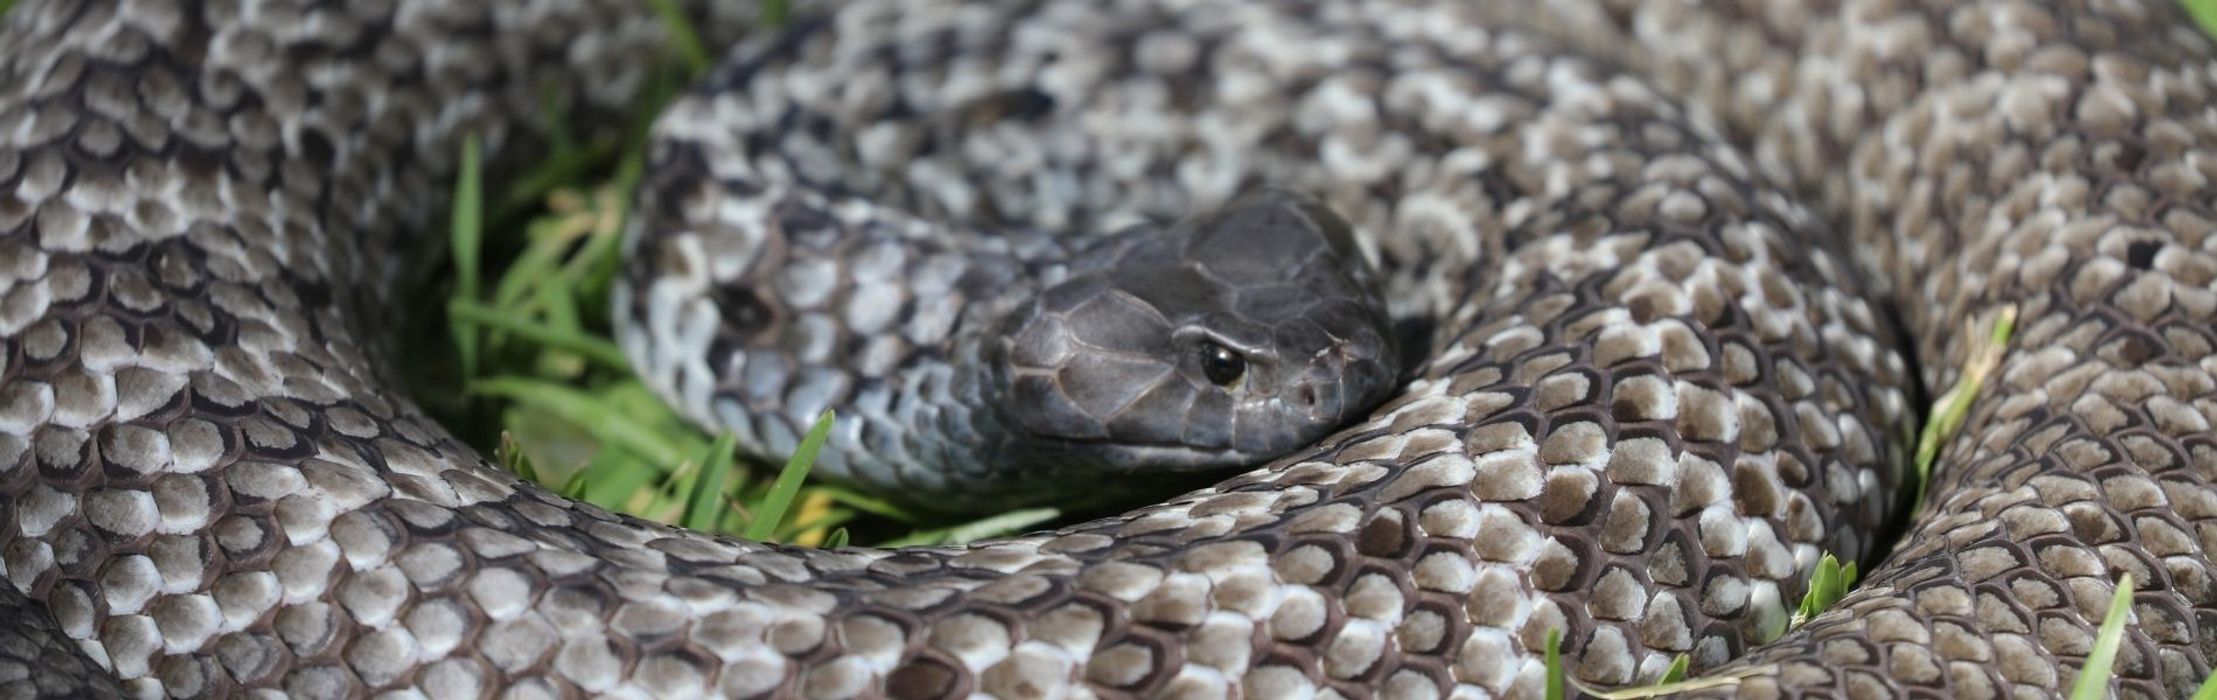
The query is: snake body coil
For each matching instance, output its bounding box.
[0,0,2210,698]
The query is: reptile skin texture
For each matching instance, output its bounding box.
[0,0,2209,698]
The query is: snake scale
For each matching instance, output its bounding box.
[1,0,2212,697]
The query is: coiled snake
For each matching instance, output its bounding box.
[0,0,2210,697]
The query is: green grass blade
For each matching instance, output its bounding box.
[937,507,1059,545]
[496,203,607,312]
[531,268,591,371]
[2189,0,2217,38]
[574,150,650,274]
[496,432,537,482]
[2194,669,2217,700]
[488,216,579,311]
[646,0,711,76]
[1657,655,1689,685]
[1580,664,1780,699]
[761,0,791,26]
[557,468,591,499]
[497,146,615,218]
[1912,305,2015,506]
[814,486,925,522]
[449,135,486,381]
[539,81,576,160]
[2069,573,2137,700]
[575,448,660,507]
[1545,628,1566,700]
[878,508,1063,548]
[781,509,857,543]
[746,411,836,541]
[447,299,631,369]
[1792,553,1858,629]
[680,434,740,532]
[535,268,587,332]
[471,378,700,467]
[404,5,915,556]
[822,528,850,549]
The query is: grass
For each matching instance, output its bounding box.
[742,411,835,540]
[1563,306,2017,695]
[2191,0,2217,39]
[645,0,713,75]
[1912,305,2018,505]
[414,2,1049,549]
[1546,632,1771,699]
[425,0,2212,694]
[0,0,2203,691]
[2068,574,2137,700]
[1519,7,2217,693]
[1788,553,1860,633]
[1544,629,1565,700]
[1550,306,2018,692]
[431,98,860,544]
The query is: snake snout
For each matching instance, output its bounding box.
[1291,342,1379,426]
[1291,349,1348,419]
[1288,378,1337,428]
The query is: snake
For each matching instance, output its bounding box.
[0,0,2210,697]
[619,171,1402,513]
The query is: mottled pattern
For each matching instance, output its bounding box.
[1481,1,2217,696]
[0,583,123,697]
[0,1,2208,700]
[621,160,1401,511]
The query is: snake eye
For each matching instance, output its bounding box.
[1200,342,1247,387]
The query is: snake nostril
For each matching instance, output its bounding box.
[1297,384,1318,409]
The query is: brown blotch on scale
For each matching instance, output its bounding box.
[886,656,960,700]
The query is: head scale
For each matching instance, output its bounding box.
[996,188,1400,473]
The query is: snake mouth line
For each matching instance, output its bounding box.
[1022,439,1277,472]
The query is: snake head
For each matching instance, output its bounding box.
[996,188,1401,474]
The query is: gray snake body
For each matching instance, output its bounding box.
[0,0,2208,698]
